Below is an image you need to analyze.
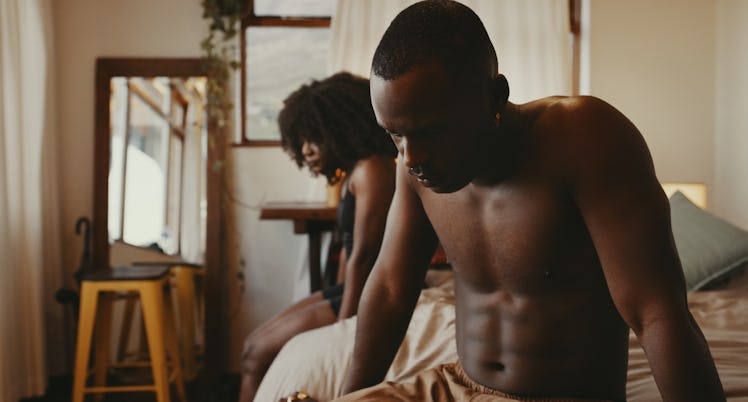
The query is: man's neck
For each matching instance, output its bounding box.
[471,102,526,187]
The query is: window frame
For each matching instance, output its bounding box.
[238,0,331,146]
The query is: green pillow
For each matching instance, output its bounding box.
[670,191,748,291]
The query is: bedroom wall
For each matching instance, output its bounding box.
[715,0,748,230]
[229,148,328,371]
[583,0,748,231]
[583,0,716,202]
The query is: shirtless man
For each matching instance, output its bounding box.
[329,1,726,401]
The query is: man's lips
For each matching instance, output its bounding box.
[415,175,438,187]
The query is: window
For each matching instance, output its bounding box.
[240,0,334,145]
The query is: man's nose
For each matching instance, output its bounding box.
[401,137,426,169]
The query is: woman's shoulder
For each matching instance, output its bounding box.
[351,153,396,176]
[348,153,396,195]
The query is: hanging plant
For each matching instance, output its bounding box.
[201,0,243,135]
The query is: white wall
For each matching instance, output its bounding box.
[229,148,328,371]
[583,0,748,230]
[583,0,716,198]
[715,0,748,230]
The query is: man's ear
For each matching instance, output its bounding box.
[491,74,510,111]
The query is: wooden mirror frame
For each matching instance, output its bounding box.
[92,57,226,393]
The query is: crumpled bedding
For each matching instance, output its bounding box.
[627,289,748,401]
[253,273,748,402]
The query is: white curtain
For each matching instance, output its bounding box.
[180,88,207,264]
[329,0,572,102]
[0,0,64,399]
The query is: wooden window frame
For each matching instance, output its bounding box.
[238,0,331,146]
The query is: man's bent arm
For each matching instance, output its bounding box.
[342,269,424,392]
[634,301,724,401]
[564,97,725,401]
[342,160,438,393]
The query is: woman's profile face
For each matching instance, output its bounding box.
[301,140,324,174]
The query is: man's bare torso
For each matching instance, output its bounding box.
[413,98,629,401]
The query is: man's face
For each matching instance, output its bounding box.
[371,62,494,193]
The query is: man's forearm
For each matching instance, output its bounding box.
[342,279,421,394]
[640,314,725,401]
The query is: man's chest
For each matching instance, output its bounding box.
[422,183,594,291]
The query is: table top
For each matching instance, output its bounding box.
[259,201,337,221]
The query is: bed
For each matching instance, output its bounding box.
[254,188,748,402]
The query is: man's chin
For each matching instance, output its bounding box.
[423,180,468,194]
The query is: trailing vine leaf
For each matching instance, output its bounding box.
[201,0,243,132]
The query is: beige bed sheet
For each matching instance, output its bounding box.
[627,289,748,401]
[253,274,748,402]
[253,274,458,402]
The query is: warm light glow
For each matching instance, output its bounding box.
[662,182,707,209]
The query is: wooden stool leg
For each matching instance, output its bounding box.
[93,292,113,402]
[194,273,204,349]
[165,284,187,402]
[140,283,171,402]
[138,307,149,359]
[73,283,100,402]
[117,295,137,361]
[174,268,197,380]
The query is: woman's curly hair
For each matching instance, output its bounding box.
[278,72,396,184]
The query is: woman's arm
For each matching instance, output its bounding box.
[343,156,438,392]
[337,154,396,320]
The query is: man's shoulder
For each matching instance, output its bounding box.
[528,95,647,180]
[533,95,617,122]
[531,95,635,144]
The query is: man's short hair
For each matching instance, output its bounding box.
[371,0,498,82]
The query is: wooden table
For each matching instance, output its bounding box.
[259,202,337,293]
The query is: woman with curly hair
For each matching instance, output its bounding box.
[239,72,397,402]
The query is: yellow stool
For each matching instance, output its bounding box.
[171,264,204,381]
[128,262,204,381]
[72,265,186,402]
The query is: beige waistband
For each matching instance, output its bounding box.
[450,362,615,402]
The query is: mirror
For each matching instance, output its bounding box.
[93,58,209,269]
[107,75,206,258]
[92,58,225,391]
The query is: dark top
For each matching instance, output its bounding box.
[337,185,356,257]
